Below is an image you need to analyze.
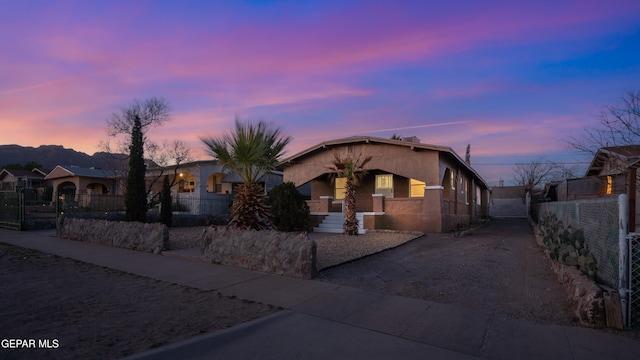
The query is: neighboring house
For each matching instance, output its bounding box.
[544,145,640,230]
[0,168,50,201]
[280,136,490,233]
[544,145,640,201]
[0,168,48,191]
[45,165,122,199]
[586,145,640,177]
[145,160,283,215]
[42,160,283,216]
[490,184,529,218]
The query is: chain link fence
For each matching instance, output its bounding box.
[535,197,620,289]
[630,235,640,329]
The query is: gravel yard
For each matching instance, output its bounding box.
[310,231,423,270]
[168,226,423,270]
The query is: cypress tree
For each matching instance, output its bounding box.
[160,175,172,227]
[125,116,148,222]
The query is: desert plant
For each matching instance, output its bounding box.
[266,182,311,232]
[201,118,291,230]
[327,152,372,235]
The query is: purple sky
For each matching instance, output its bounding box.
[2,1,640,185]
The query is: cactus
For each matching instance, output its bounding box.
[538,212,598,278]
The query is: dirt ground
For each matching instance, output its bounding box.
[0,243,279,360]
[317,218,579,326]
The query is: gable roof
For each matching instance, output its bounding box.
[44,165,113,180]
[281,136,488,188]
[585,145,640,176]
[0,168,47,180]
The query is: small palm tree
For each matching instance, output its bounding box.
[327,152,372,235]
[201,118,291,230]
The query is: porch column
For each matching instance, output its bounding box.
[423,185,444,232]
[372,193,384,212]
[319,196,333,212]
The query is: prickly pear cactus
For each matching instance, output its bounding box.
[537,212,598,278]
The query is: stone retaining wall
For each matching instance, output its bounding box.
[199,226,317,279]
[531,218,607,328]
[551,261,606,328]
[58,217,169,254]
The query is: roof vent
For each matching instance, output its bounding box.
[401,136,420,143]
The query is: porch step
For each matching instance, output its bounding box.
[314,213,367,234]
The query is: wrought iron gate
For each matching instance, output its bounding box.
[0,191,24,230]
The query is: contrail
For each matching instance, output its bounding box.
[295,120,473,141]
[0,70,105,96]
[359,121,473,134]
[0,78,75,96]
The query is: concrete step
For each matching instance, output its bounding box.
[313,213,367,234]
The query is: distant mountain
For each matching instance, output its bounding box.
[0,145,126,171]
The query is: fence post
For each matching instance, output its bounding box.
[18,190,25,231]
[619,194,630,328]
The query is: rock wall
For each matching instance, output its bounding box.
[551,261,606,328]
[199,226,317,279]
[58,217,169,254]
[531,218,607,328]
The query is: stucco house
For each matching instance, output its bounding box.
[0,168,48,192]
[43,160,282,216]
[45,165,120,198]
[145,160,283,215]
[280,136,490,233]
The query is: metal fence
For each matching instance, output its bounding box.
[0,190,57,230]
[630,235,640,329]
[534,197,620,289]
[58,192,232,221]
[0,191,22,229]
[0,190,233,230]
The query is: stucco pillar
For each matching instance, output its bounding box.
[319,196,333,213]
[423,185,443,232]
[372,193,384,213]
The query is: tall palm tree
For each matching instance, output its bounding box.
[201,119,291,230]
[327,152,372,235]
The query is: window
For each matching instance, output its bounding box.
[606,176,613,195]
[375,174,393,198]
[410,179,425,197]
[476,186,482,205]
[335,177,346,200]
[450,170,456,190]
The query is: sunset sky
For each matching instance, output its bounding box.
[2,1,640,185]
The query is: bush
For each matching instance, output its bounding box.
[266,182,311,232]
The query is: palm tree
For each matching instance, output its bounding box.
[201,118,291,230]
[327,152,372,235]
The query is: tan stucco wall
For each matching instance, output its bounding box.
[284,142,442,187]
[51,177,114,197]
[286,141,487,232]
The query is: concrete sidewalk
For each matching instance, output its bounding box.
[2,229,640,360]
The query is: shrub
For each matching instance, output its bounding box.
[266,182,310,232]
